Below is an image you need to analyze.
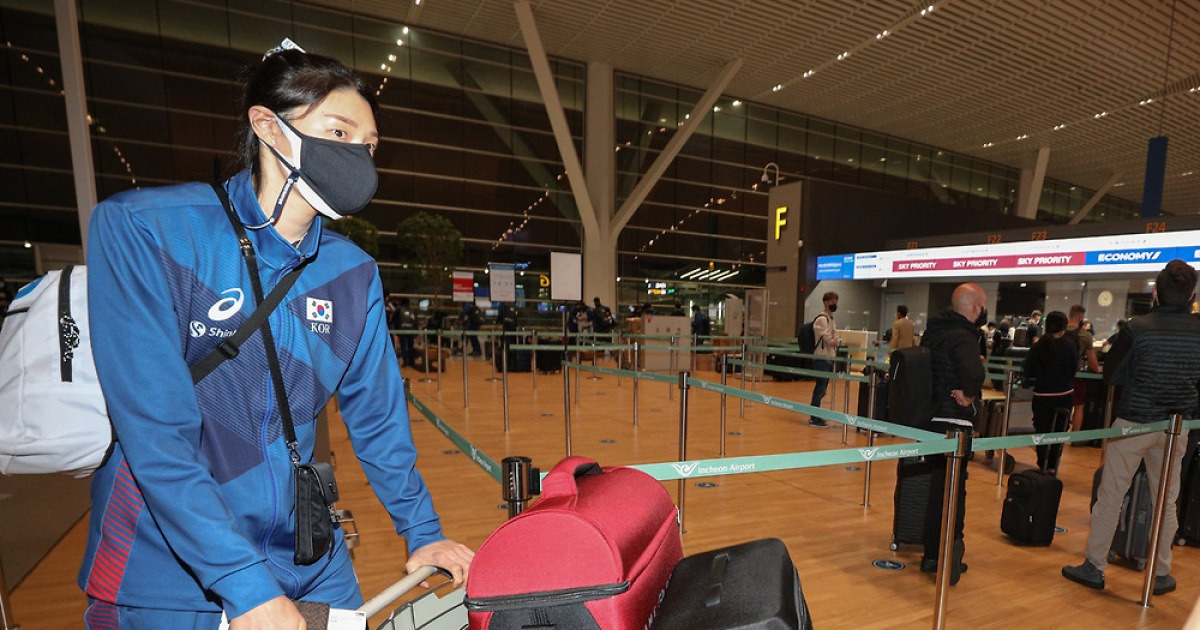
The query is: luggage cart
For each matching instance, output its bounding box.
[364,565,467,630]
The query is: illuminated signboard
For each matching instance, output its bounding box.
[817,229,1200,280]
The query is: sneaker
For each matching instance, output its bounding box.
[1062,560,1105,590]
[809,418,829,427]
[1154,574,1176,596]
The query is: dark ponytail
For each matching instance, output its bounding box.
[228,48,378,178]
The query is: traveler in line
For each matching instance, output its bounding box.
[1021,311,1077,474]
[891,304,915,350]
[691,305,711,345]
[1062,259,1200,596]
[81,43,472,629]
[394,296,418,367]
[919,283,988,585]
[1066,304,1102,430]
[808,291,839,427]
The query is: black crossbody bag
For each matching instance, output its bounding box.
[208,183,339,566]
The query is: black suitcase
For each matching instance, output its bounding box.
[766,352,805,381]
[892,456,937,549]
[1176,436,1200,545]
[535,348,563,373]
[650,538,813,630]
[887,346,934,427]
[1091,462,1151,571]
[1001,427,1064,546]
[856,373,889,421]
[494,347,532,372]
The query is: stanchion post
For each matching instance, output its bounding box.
[677,371,691,534]
[1101,383,1116,458]
[574,347,581,405]
[436,328,443,391]
[862,370,878,507]
[997,369,1014,486]
[461,330,469,409]
[486,333,500,382]
[720,356,728,457]
[419,329,434,383]
[1140,413,1185,607]
[563,358,573,456]
[502,456,534,519]
[839,373,848,445]
[502,334,511,432]
[0,554,16,630]
[633,341,640,427]
[669,335,677,401]
[739,342,748,418]
[933,429,970,630]
[691,333,698,372]
[588,332,600,380]
[531,332,539,389]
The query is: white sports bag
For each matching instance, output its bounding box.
[0,265,112,477]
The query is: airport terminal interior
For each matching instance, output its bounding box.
[3,0,1200,628]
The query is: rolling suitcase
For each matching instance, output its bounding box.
[649,538,813,630]
[856,370,889,421]
[1000,408,1067,546]
[1176,437,1200,546]
[766,351,804,381]
[892,456,937,549]
[1091,462,1151,571]
[465,456,682,630]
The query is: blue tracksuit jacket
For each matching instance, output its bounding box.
[79,170,443,618]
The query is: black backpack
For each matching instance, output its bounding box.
[797,314,827,354]
[887,346,935,427]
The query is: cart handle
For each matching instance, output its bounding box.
[358,565,441,617]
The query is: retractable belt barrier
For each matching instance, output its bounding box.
[405,387,502,484]
[557,360,1200,481]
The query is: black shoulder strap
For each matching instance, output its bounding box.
[191,184,306,455]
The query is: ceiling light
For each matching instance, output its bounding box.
[1015,134,1028,140]
[772,84,783,92]
[402,26,410,34]
[732,99,742,106]
[387,54,397,61]
[1140,98,1154,105]
[1094,112,1107,119]
[1053,124,1066,131]
[982,142,994,148]
[803,70,815,78]
[713,106,721,112]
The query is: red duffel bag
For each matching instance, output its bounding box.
[465,456,682,630]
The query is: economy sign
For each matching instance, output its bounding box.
[816,229,1200,280]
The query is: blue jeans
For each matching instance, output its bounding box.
[810,359,833,411]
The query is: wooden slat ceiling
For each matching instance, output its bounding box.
[320,0,1200,216]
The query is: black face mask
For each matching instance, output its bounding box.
[974,307,989,328]
[261,112,379,222]
[828,303,838,313]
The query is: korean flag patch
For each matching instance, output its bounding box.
[307,297,333,323]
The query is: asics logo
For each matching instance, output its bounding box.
[208,288,244,321]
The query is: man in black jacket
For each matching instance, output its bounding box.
[920,283,988,585]
[1063,259,1200,597]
